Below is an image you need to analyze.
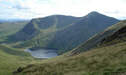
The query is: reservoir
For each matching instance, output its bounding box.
[25,49,58,58]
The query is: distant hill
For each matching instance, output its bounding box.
[0,21,28,43]
[0,19,29,23]
[8,12,119,54]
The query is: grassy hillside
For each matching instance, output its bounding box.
[14,20,126,75]
[0,45,40,75]
[0,21,28,42]
[14,41,126,75]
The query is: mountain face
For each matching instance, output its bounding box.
[9,12,119,54]
[70,20,126,55]
[9,15,81,41]
[45,12,119,53]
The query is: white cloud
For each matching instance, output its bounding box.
[0,0,126,19]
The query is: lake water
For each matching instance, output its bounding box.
[25,49,58,58]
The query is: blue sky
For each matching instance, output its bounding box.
[0,0,126,19]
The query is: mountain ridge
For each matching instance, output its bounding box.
[45,11,119,53]
[8,11,119,54]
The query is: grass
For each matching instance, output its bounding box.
[0,45,41,75]
[0,21,28,42]
[15,41,126,75]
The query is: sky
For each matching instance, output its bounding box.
[0,0,126,20]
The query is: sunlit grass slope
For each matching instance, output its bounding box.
[0,45,38,75]
[15,41,126,75]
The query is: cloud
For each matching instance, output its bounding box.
[11,5,29,10]
[0,0,126,19]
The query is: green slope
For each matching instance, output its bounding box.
[0,21,28,42]
[0,45,40,75]
[14,39,126,75]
